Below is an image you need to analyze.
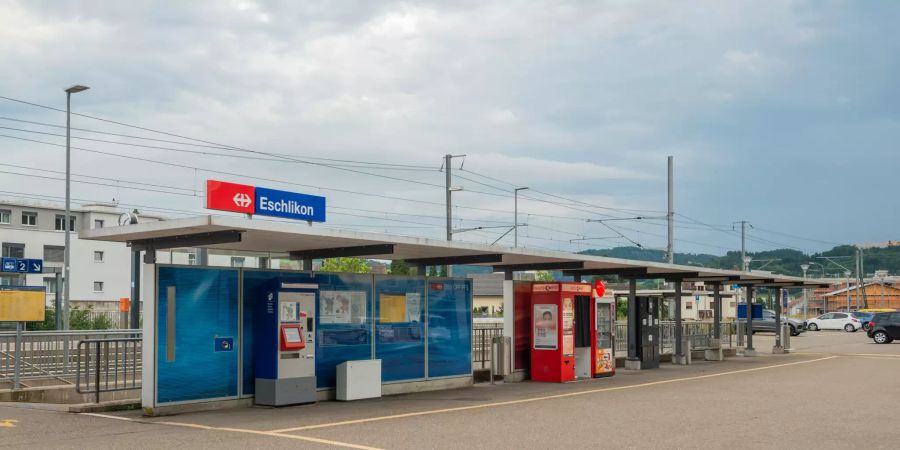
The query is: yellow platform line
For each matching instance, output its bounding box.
[271,355,838,434]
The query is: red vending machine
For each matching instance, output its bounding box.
[531,282,593,383]
[593,280,616,378]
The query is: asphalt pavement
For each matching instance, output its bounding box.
[1,330,897,449]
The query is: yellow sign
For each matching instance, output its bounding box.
[0,419,18,428]
[0,289,45,322]
[379,294,407,323]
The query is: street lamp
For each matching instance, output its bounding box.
[514,187,528,247]
[801,263,810,318]
[844,270,852,312]
[743,256,753,272]
[63,84,89,330]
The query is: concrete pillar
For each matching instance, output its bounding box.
[673,280,687,365]
[501,270,518,380]
[744,286,756,356]
[625,278,641,370]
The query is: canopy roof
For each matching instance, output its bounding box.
[80,215,830,288]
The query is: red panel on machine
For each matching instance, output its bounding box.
[530,282,577,383]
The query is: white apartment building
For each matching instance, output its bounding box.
[0,199,281,312]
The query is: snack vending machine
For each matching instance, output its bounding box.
[593,281,616,377]
[255,282,317,406]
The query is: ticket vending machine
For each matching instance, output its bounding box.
[593,283,616,378]
[531,282,595,383]
[630,296,660,369]
[255,283,317,406]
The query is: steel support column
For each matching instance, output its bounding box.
[673,281,686,364]
[626,278,638,363]
[773,287,784,353]
[712,283,722,340]
[745,286,755,354]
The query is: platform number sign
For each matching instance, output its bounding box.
[1,258,43,274]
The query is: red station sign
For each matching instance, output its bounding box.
[206,180,255,214]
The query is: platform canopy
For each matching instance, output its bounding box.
[80,215,830,288]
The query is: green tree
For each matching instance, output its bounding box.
[535,271,554,281]
[320,257,372,274]
[389,260,413,275]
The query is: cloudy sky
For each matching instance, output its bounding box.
[1,0,897,257]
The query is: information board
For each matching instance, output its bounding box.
[0,287,45,322]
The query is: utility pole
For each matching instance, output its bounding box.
[733,221,752,271]
[442,154,465,276]
[445,154,452,242]
[514,187,529,247]
[63,84,89,330]
[666,156,674,264]
[855,247,863,309]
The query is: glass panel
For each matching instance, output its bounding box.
[596,302,612,349]
[375,275,425,382]
[315,272,374,388]
[427,279,472,378]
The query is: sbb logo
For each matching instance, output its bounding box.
[207,180,255,214]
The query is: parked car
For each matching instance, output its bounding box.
[737,309,805,336]
[805,312,862,332]
[851,311,875,331]
[867,312,900,344]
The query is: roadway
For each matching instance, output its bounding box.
[1,330,897,449]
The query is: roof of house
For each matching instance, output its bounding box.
[822,282,900,297]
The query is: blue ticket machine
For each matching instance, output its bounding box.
[255,282,317,406]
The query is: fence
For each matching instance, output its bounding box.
[470,321,736,369]
[76,338,142,403]
[0,329,141,389]
[472,326,503,369]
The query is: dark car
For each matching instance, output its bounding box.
[852,312,875,331]
[866,312,900,344]
[738,309,805,336]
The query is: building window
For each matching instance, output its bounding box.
[55,215,76,231]
[2,243,25,258]
[93,281,104,292]
[22,211,37,226]
[44,245,65,263]
[94,251,104,262]
[686,303,693,310]
[188,253,197,266]
[0,209,10,225]
[43,277,58,294]
[231,257,245,268]
[730,302,737,308]
[94,219,104,229]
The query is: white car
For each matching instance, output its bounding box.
[806,312,862,332]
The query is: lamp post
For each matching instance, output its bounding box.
[844,270,852,312]
[874,270,888,308]
[63,85,89,330]
[514,187,528,247]
[801,263,809,318]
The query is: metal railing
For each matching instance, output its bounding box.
[76,338,142,403]
[0,330,141,389]
[472,326,503,368]
[615,321,736,355]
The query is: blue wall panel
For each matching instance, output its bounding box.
[156,266,239,404]
[427,279,473,377]
[314,273,374,389]
[375,276,426,382]
[241,270,293,395]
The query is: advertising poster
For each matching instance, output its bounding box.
[533,304,558,350]
[379,294,407,323]
[320,291,365,324]
[595,348,614,374]
[405,293,421,322]
[562,297,574,356]
[349,291,367,324]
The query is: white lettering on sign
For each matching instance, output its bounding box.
[259,196,315,216]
